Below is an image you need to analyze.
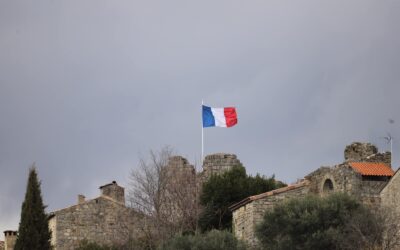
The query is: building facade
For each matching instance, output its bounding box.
[230,142,396,246]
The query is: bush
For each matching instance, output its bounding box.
[256,193,382,250]
[199,165,284,231]
[76,240,116,250]
[160,230,247,250]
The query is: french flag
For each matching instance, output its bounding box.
[202,105,238,128]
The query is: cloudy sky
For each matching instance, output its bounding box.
[1,0,400,237]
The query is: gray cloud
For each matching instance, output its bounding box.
[1,0,400,238]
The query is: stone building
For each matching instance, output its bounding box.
[48,181,144,250]
[2,231,17,250]
[230,142,397,246]
[2,153,243,250]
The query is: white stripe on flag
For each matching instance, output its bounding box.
[211,108,227,127]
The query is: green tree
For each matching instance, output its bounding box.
[199,165,284,231]
[256,193,382,250]
[14,166,52,250]
[159,230,247,250]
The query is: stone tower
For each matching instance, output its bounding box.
[344,142,391,166]
[99,181,125,205]
[202,153,242,179]
[3,231,17,250]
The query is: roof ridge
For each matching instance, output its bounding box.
[229,180,310,211]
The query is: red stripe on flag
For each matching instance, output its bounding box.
[224,107,237,127]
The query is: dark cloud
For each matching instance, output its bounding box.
[1,0,400,237]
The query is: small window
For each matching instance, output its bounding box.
[323,179,334,193]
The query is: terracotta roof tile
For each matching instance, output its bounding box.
[349,162,394,176]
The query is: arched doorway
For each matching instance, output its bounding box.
[323,179,334,193]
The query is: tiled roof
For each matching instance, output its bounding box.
[349,162,394,176]
[229,180,309,211]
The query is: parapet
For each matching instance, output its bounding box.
[3,231,17,250]
[202,153,242,178]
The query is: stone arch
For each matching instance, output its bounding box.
[323,179,334,193]
[319,175,336,195]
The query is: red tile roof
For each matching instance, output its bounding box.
[349,162,394,176]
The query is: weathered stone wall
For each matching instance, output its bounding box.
[99,181,125,205]
[344,142,378,162]
[202,153,242,180]
[161,156,198,231]
[381,170,400,215]
[232,185,309,246]
[3,231,16,250]
[51,196,141,250]
[306,164,363,197]
[365,152,392,166]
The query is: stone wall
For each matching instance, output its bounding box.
[161,156,198,230]
[50,196,142,250]
[232,184,309,246]
[3,231,16,250]
[344,142,378,162]
[306,164,363,197]
[381,170,400,215]
[99,181,125,205]
[202,153,242,180]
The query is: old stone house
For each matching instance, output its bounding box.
[230,142,398,246]
[48,181,146,250]
[2,153,242,250]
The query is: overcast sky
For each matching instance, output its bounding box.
[1,0,400,238]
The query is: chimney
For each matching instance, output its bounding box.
[4,231,17,250]
[78,194,85,204]
[99,181,125,205]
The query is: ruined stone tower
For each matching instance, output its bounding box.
[202,153,242,179]
[344,142,391,166]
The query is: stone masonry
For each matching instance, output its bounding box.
[48,181,144,250]
[2,153,247,249]
[231,142,396,246]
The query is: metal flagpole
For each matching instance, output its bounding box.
[201,100,204,166]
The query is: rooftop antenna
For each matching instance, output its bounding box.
[384,118,395,165]
[383,132,393,155]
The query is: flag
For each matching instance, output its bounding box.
[202,105,237,128]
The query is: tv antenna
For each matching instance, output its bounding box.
[383,133,393,154]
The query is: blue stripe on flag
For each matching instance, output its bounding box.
[202,105,215,127]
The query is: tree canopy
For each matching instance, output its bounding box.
[256,193,384,250]
[199,165,284,231]
[15,166,52,250]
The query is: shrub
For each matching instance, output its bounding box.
[160,230,247,250]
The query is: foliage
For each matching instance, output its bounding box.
[159,230,247,250]
[199,165,285,231]
[256,193,383,250]
[76,237,156,250]
[14,166,52,250]
[76,240,115,250]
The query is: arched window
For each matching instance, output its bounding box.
[323,179,334,193]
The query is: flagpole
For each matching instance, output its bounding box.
[201,100,204,167]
